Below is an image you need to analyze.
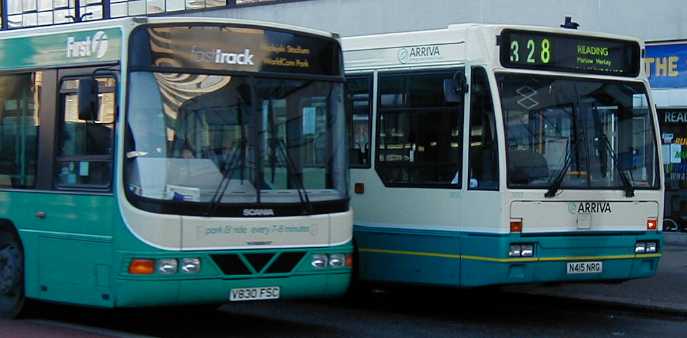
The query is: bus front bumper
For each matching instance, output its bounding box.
[355,226,662,287]
[114,272,350,307]
[113,243,353,307]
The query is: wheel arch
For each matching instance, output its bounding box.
[0,219,23,249]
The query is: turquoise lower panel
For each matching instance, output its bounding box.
[459,255,659,287]
[115,273,350,307]
[355,226,662,288]
[113,243,353,307]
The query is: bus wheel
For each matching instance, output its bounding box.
[663,218,678,232]
[0,229,24,319]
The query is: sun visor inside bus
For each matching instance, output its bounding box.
[129,25,342,76]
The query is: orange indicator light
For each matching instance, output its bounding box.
[129,259,155,275]
[647,218,657,231]
[354,183,365,194]
[510,219,523,233]
[345,254,354,268]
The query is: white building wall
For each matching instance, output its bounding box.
[185,0,687,41]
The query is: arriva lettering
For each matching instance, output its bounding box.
[409,46,441,58]
[576,202,612,214]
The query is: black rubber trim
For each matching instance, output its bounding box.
[125,194,349,217]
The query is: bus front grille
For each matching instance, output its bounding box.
[210,252,306,276]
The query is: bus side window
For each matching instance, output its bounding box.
[346,74,372,168]
[468,67,499,190]
[0,73,41,189]
[55,76,116,189]
[376,70,464,188]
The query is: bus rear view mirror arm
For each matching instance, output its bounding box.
[443,72,468,103]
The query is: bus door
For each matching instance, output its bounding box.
[459,66,502,286]
[33,67,118,306]
[349,68,466,285]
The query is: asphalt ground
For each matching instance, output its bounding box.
[3,284,687,338]
[504,232,687,314]
[0,319,114,337]
[1,232,685,337]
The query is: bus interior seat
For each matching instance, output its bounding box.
[508,150,549,184]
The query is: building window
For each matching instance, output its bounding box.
[0,72,42,189]
[346,74,372,168]
[468,67,499,190]
[376,69,464,188]
[7,0,83,28]
[235,0,281,5]
[3,0,308,29]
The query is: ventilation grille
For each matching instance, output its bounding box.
[244,253,274,273]
[210,251,306,276]
[266,252,306,273]
[210,254,251,275]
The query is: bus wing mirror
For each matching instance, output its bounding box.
[78,78,99,121]
[443,73,468,103]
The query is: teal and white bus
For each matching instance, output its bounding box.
[0,17,352,318]
[343,23,663,287]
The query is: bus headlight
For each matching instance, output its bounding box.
[508,245,522,257]
[521,244,534,257]
[634,242,646,254]
[329,254,345,268]
[646,242,658,253]
[509,243,535,257]
[311,254,328,269]
[157,259,178,274]
[181,258,201,273]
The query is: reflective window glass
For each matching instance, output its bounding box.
[346,74,372,168]
[468,67,499,190]
[55,77,116,189]
[0,73,42,189]
[376,70,464,188]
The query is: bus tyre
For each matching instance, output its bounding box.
[0,229,24,319]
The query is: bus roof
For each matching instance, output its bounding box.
[0,16,340,72]
[342,23,642,51]
[342,23,645,77]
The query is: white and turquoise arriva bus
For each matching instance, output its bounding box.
[343,23,663,288]
[0,17,352,318]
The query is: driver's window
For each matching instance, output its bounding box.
[55,77,116,189]
[468,67,499,190]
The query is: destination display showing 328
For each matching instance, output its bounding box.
[500,30,640,76]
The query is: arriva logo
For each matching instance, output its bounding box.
[66,31,109,58]
[242,209,275,217]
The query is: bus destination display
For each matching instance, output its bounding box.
[130,25,342,76]
[500,30,640,76]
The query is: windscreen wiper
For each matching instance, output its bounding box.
[545,140,573,198]
[597,134,635,197]
[276,139,313,214]
[206,141,244,217]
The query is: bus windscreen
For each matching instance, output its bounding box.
[129,24,342,76]
[499,29,640,77]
